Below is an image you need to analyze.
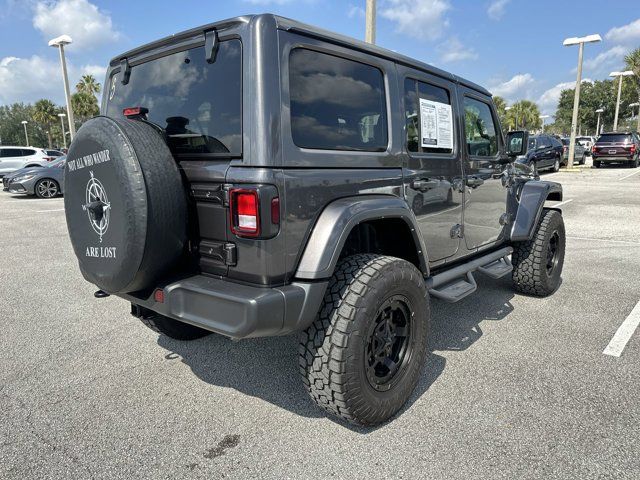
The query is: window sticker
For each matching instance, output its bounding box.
[419,98,453,150]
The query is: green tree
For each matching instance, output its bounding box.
[625,48,640,132]
[71,91,100,125]
[32,99,58,148]
[76,74,101,96]
[506,100,541,131]
[493,95,508,131]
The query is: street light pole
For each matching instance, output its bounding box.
[595,108,604,136]
[21,120,29,146]
[49,35,76,141]
[58,113,67,149]
[563,34,601,170]
[540,115,550,133]
[365,0,376,44]
[610,71,634,131]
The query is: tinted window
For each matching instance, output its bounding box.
[561,138,569,145]
[21,149,36,156]
[528,137,537,150]
[46,150,63,156]
[289,48,387,151]
[1,148,23,157]
[106,40,242,156]
[404,78,452,154]
[463,97,498,156]
[597,134,631,144]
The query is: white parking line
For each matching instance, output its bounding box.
[550,198,573,208]
[603,300,640,357]
[620,170,640,181]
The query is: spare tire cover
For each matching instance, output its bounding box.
[64,116,187,294]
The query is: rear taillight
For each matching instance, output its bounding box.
[123,106,149,118]
[630,144,636,154]
[592,146,598,153]
[44,156,54,162]
[563,146,567,152]
[230,188,260,237]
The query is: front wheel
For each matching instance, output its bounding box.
[35,179,59,198]
[299,254,429,426]
[511,209,565,297]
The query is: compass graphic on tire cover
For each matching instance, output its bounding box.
[82,171,111,243]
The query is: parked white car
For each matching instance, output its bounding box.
[0,146,50,177]
[576,136,596,154]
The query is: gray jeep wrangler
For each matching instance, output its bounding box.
[63,14,565,426]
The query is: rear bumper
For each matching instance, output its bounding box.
[121,275,328,339]
[592,156,633,162]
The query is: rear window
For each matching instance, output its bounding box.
[289,48,388,151]
[597,134,631,144]
[106,39,242,157]
[561,138,569,145]
[404,78,453,154]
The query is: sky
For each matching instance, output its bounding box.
[0,0,639,118]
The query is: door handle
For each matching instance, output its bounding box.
[412,178,440,191]
[466,176,484,187]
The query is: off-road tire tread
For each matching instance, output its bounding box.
[511,209,565,297]
[298,254,428,426]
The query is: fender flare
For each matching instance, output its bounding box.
[510,180,563,242]
[295,195,429,280]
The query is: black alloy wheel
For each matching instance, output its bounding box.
[365,295,414,392]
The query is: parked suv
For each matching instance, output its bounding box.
[515,133,564,172]
[0,146,49,177]
[63,15,566,426]
[592,132,640,168]
[560,137,587,165]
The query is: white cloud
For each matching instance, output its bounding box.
[439,37,478,63]
[537,78,593,115]
[0,55,106,105]
[487,0,509,20]
[582,45,628,74]
[381,0,451,40]
[32,0,120,50]
[489,73,535,102]
[605,18,640,45]
[347,4,366,19]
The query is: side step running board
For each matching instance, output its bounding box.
[426,247,513,303]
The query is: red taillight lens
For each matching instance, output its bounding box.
[271,197,280,225]
[630,144,636,154]
[153,288,164,303]
[563,146,568,152]
[592,146,598,153]
[230,188,260,237]
[123,106,148,118]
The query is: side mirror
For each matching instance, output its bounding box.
[505,130,529,157]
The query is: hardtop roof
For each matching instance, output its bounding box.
[110,13,491,97]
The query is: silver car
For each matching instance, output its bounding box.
[2,157,65,198]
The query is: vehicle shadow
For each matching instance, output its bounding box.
[158,274,515,432]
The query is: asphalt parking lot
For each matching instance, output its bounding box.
[1,164,639,479]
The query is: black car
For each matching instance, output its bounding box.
[592,132,640,168]
[62,14,566,426]
[515,134,564,172]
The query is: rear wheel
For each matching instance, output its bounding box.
[412,194,423,212]
[593,160,601,168]
[140,314,211,340]
[511,209,565,297]
[631,156,639,168]
[299,254,429,426]
[580,154,586,165]
[35,179,59,198]
[553,157,560,172]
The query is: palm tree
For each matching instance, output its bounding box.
[493,96,508,131]
[625,48,640,132]
[32,99,58,148]
[76,75,101,96]
[506,100,542,131]
[71,92,100,123]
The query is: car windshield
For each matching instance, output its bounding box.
[105,39,242,157]
[597,134,631,143]
[561,138,569,145]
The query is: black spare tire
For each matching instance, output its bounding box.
[64,116,187,294]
